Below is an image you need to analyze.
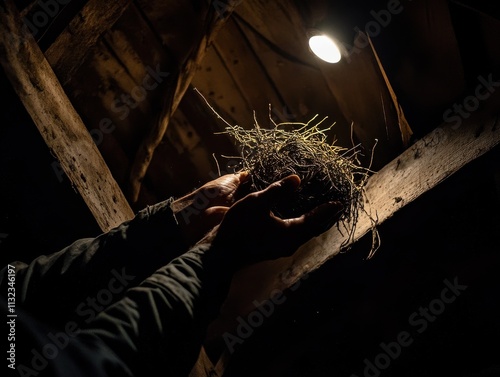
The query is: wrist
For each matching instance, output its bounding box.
[170,196,199,245]
[196,226,245,273]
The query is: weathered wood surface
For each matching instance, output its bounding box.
[369,0,466,138]
[127,0,244,204]
[0,0,135,232]
[208,107,500,342]
[229,0,352,143]
[60,4,170,207]
[45,0,133,86]
[231,0,410,170]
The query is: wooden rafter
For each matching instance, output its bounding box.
[208,108,500,344]
[127,0,244,204]
[0,0,134,232]
[1,3,223,375]
[45,0,133,86]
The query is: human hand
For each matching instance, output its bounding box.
[205,175,344,269]
[171,171,250,246]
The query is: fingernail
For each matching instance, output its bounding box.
[282,174,301,189]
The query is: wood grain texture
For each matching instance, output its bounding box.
[127,0,244,204]
[232,0,352,145]
[0,0,135,232]
[45,0,133,86]
[207,108,500,343]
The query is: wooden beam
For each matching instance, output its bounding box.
[1,4,225,374]
[208,107,500,342]
[232,0,352,146]
[0,0,134,232]
[45,0,133,86]
[305,117,500,265]
[127,0,243,204]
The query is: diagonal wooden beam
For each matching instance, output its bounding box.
[208,106,500,344]
[307,115,500,264]
[1,4,230,374]
[0,0,135,232]
[45,0,133,86]
[127,0,244,204]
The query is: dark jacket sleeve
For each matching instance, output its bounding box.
[76,244,233,377]
[5,243,233,377]
[0,198,189,327]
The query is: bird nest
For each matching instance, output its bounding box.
[198,90,379,257]
[223,117,364,220]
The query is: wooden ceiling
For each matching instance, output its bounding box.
[12,0,499,213]
[1,1,500,375]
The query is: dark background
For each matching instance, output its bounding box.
[2,68,499,376]
[222,144,500,377]
[2,1,500,375]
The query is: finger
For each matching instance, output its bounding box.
[204,206,229,219]
[202,173,247,206]
[216,170,250,188]
[281,201,344,244]
[236,170,250,184]
[228,170,251,199]
[257,175,301,208]
[233,171,253,200]
[202,206,230,228]
[306,201,344,235]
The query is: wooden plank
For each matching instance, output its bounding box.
[232,1,352,146]
[285,0,414,170]
[317,31,412,170]
[135,0,206,63]
[369,35,413,148]
[205,16,294,128]
[147,107,215,198]
[188,346,220,377]
[370,0,466,138]
[127,0,243,204]
[207,103,500,343]
[178,85,240,167]
[0,0,134,232]
[44,0,133,86]
[190,44,253,128]
[61,5,169,193]
[284,0,412,169]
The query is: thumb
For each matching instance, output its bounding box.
[203,206,229,225]
[236,170,251,184]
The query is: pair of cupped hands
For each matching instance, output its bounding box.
[171,172,344,269]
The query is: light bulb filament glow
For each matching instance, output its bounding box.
[309,35,342,63]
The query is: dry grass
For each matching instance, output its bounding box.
[197,89,380,258]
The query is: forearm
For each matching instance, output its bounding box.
[0,198,189,326]
[78,244,233,376]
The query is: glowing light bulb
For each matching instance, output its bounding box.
[308,34,342,63]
